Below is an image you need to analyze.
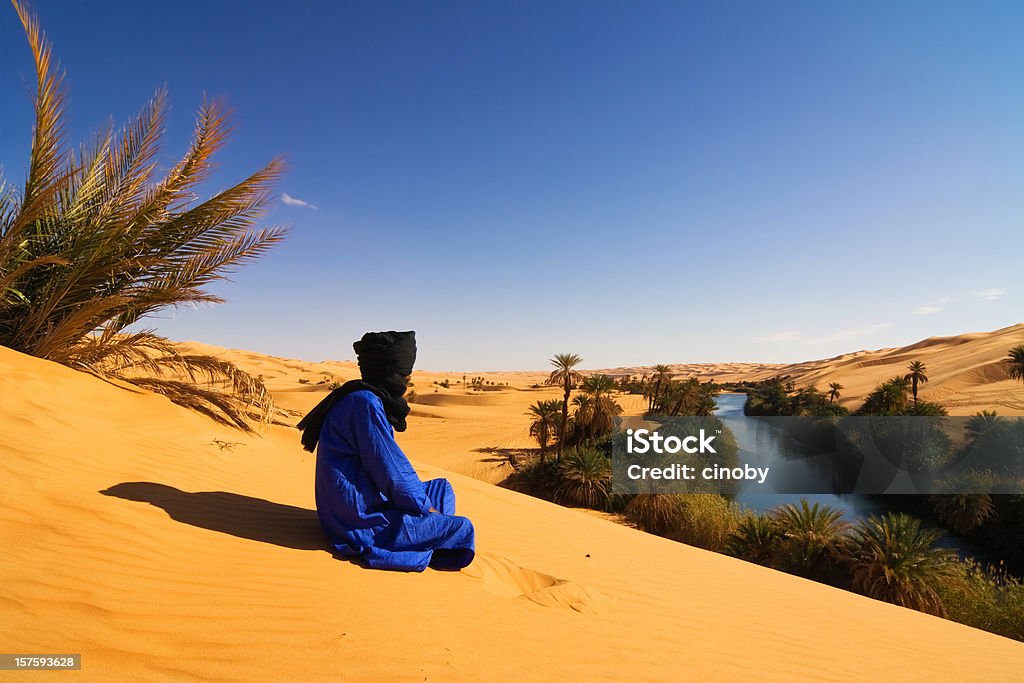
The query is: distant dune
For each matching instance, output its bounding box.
[596,323,1024,415]
[3,324,1024,679]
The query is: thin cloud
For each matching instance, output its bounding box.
[804,323,891,345]
[911,297,953,315]
[975,288,1005,301]
[757,331,802,343]
[912,304,942,316]
[282,192,318,209]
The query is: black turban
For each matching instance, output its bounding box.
[297,331,417,452]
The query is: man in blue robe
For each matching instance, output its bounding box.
[298,331,475,572]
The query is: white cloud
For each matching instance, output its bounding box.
[804,323,890,345]
[975,288,1005,301]
[282,192,317,209]
[912,304,942,316]
[757,331,802,343]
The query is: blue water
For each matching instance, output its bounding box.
[714,393,888,519]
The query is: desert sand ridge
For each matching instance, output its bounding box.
[3,328,1024,680]
[593,323,1024,414]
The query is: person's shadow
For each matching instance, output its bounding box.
[100,482,334,553]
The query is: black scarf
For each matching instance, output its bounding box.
[297,331,416,453]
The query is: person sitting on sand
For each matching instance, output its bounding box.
[297,330,475,572]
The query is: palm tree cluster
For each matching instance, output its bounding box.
[534,353,623,461]
[1,1,285,430]
[744,378,849,417]
[616,364,719,417]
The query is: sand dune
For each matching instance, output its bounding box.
[3,333,1024,680]
[598,324,1024,415]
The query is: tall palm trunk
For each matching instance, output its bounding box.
[558,380,570,461]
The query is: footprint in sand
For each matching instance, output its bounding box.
[461,552,611,615]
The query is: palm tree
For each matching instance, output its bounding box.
[570,393,594,442]
[694,383,718,416]
[1,2,285,430]
[547,353,583,460]
[861,376,911,415]
[726,513,781,566]
[828,382,843,404]
[527,399,561,462]
[647,364,673,414]
[929,494,995,534]
[965,410,1000,441]
[577,374,621,441]
[905,361,929,406]
[847,513,962,616]
[771,500,849,579]
[1008,345,1024,384]
[555,445,611,509]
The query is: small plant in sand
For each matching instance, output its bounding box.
[0,1,286,430]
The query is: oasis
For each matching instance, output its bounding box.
[625,428,717,454]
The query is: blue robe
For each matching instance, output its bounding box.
[314,390,475,571]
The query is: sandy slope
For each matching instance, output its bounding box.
[3,340,1024,681]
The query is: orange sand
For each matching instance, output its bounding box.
[3,325,1024,680]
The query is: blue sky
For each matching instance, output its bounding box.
[1,1,1021,370]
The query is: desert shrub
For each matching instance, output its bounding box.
[939,561,1024,642]
[671,494,743,552]
[503,456,560,501]
[624,494,687,536]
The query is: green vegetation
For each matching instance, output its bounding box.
[744,378,849,417]
[939,560,1024,641]
[556,445,612,509]
[506,351,1024,641]
[930,494,995,534]
[527,399,561,462]
[847,513,963,616]
[1,2,284,430]
[771,500,849,582]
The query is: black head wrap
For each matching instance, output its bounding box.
[297,331,417,452]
